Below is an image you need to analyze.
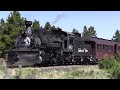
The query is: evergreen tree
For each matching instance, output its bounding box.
[112,30,120,42]
[44,22,51,30]
[72,28,79,33]
[32,20,40,30]
[0,18,5,33]
[82,26,88,37]
[0,11,26,57]
[82,26,97,37]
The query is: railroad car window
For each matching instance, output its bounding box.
[64,40,67,48]
[100,44,102,51]
[111,46,113,51]
[108,46,110,51]
[105,45,108,51]
[108,46,110,52]
[118,46,120,51]
[101,44,103,51]
[107,46,113,52]
[98,44,101,51]
[70,38,73,45]
[110,46,112,52]
[97,44,99,50]
[109,46,111,52]
[104,45,106,51]
[107,46,109,51]
[110,46,112,51]
[108,46,109,51]
[61,42,62,47]
[103,45,105,51]
[97,44,106,51]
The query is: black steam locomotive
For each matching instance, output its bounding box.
[6,21,94,67]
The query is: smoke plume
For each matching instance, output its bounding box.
[52,13,65,25]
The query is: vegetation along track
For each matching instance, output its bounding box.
[8,65,99,72]
[39,65,99,72]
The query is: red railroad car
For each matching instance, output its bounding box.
[83,37,116,62]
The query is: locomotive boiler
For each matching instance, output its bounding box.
[6,21,94,67]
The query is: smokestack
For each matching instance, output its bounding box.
[25,21,32,35]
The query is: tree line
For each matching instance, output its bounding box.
[0,11,119,57]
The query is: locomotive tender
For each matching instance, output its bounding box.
[7,20,120,67]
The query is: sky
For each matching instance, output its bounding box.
[0,11,120,40]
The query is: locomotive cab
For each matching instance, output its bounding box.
[72,36,93,64]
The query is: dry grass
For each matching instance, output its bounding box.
[0,58,109,79]
[6,66,109,79]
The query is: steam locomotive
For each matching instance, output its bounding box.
[6,21,95,67]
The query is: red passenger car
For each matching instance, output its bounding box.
[83,37,115,62]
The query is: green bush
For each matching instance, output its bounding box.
[98,59,119,69]
[115,53,120,62]
[108,66,120,79]
[98,55,120,79]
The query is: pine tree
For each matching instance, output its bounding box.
[112,30,120,42]
[0,18,5,33]
[82,26,97,37]
[0,11,26,57]
[32,20,40,30]
[82,26,88,37]
[44,22,51,30]
[72,28,79,33]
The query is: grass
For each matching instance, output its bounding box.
[4,65,110,79]
[0,58,110,79]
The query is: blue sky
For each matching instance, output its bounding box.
[0,11,120,40]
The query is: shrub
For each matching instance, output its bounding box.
[98,55,120,79]
[98,59,119,69]
[115,53,120,62]
[108,66,120,79]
